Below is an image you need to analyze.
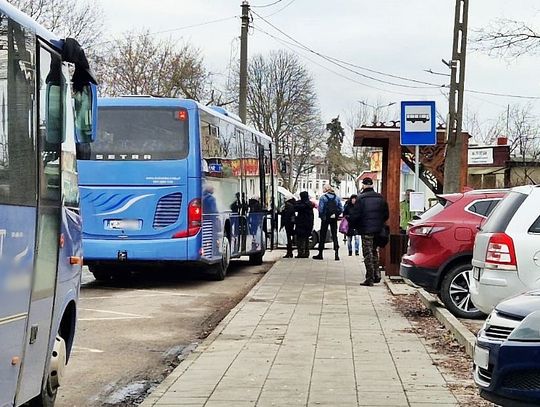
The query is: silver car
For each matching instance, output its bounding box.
[471,185,540,314]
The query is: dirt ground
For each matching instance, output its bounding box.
[55,252,280,407]
[391,294,492,407]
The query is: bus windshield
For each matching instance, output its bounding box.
[88,107,189,161]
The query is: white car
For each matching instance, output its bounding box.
[471,185,540,314]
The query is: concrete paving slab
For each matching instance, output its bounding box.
[141,249,461,407]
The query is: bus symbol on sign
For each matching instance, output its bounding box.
[405,113,430,124]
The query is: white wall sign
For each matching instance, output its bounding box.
[468,148,494,165]
[409,192,425,212]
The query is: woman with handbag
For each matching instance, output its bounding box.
[343,194,360,256]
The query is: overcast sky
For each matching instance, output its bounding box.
[94,0,540,136]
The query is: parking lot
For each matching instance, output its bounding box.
[56,253,280,407]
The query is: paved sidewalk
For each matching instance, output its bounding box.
[141,249,459,407]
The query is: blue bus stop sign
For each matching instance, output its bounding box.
[400,101,436,146]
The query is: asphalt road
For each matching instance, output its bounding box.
[55,252,280,407]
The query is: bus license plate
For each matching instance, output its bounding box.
[106,219,141,231]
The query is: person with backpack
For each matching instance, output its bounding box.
[313,184,343,261]
[349,177,389,286]
[280,196,296,258]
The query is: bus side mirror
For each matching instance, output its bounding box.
[74,83,97,143]
[45,83,65,144]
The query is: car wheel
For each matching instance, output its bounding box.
[440,263,485,319]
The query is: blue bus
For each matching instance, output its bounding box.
[0,1,97,406]
[79,97,276,281]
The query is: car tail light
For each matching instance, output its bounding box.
[485,233,517,267]
[173,198,202,238]
[409,224,448,236]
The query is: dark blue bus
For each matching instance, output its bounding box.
[79,97,276,281]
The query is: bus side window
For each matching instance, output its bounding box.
[0,15,37,206]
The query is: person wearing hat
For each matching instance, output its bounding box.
[281,196,297,258]
[294,191,315,258]
[350,177,389,286]
[313,184,343,261]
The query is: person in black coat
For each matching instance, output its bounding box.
[349,177,389,286]
[343,194,360,256]
[294,191,314,258]
[281,197,296,258]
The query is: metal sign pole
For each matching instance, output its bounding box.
[414,145,420,192]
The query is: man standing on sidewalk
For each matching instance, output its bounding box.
[350,177,389,286]
[313,184,343,261]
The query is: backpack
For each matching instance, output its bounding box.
[323,194,341,219]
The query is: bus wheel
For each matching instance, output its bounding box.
[89,266,112,282]
[28,335,67,407]
[249,250,264,265]
[211,236,230,281]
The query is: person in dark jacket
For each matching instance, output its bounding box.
[350,177,389,286]
[294,191,314,258]
[281,197,296,258]
[343,194,360,256]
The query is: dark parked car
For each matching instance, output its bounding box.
[474,290,540,406]
[400,189,506,318]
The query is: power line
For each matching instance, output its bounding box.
[252,9,540,101]
[253,26,442,98]
[89,15,238,48]
[251,10,443,90]
[262,0,297,17]
[251,0,284,8]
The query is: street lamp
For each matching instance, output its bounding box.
[358,100,396,123]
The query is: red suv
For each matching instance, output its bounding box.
[400,189,507,318]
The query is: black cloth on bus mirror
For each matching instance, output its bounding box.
[61,37,97,91]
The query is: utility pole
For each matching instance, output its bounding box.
[443,0,469,193]
[239,0,250,124]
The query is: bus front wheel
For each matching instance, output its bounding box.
[210,236,230,281]
[28,335,67,407]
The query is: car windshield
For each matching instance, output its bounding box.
[84,107,189,161]
[481,191,527,233]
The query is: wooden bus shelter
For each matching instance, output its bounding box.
[353,123,469,276]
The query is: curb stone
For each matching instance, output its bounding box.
[385,276,416,295]
[139,262,276,407]
[417,288,477,358]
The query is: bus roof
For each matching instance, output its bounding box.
[0,0,62,50]
[99,97,273,144]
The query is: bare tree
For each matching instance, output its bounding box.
[340,104,376,187]
[472,19,540,59]
[9,0,104,49]
[97,30,226,104]
[236,50,324,190]
[463,106,504,145]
